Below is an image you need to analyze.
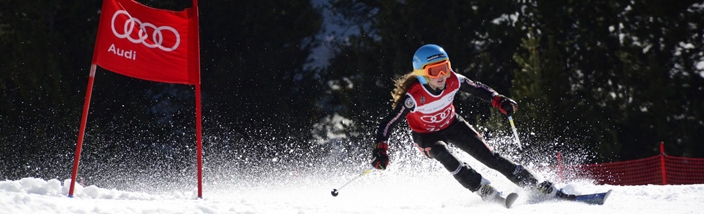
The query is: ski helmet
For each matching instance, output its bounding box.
[412,44,450,84]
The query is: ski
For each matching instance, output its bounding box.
[503,192,519,208]
[556,189,612,205]
[477,184,518,208]
[486,192,519,208]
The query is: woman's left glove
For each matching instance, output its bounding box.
[492,95,518,116]
[371,142,389,170]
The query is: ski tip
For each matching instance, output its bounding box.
[589,189,613,205]
[600,189,613,205]
[505,193,519,208]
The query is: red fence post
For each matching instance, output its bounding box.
[557,152,563,182]
[660,142,667,185]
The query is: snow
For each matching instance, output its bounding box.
[2,172,703,214]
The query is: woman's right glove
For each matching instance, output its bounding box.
[371,142,389,170]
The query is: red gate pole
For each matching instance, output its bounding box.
[192,0,203,199]
[660,142,667,185]
[68,64,98,197]
[195,84,203,198]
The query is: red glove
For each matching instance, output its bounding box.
[492,95,517,116]
[371,142,389,169]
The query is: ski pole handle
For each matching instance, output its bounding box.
[508,116,523,150]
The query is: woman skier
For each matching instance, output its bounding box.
[370,44,557,202]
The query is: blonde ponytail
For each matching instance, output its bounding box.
[391,73,420,108]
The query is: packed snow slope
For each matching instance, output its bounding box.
[3,131,702,213]
[2,169,703,214]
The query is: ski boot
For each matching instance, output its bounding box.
[535,181,574,200]
[477,183,501,201]
[535,181,557,196]
[475,179,519,208]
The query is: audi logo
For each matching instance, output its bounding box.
[111,10,180,52]
[420,107,453,123]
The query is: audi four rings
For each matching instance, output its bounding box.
[420,108,453,123]
[111,10,180,52]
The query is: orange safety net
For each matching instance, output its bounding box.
[555,155,704,185]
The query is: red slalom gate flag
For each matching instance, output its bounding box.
[92,0,199,84]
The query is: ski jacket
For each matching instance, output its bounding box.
[375,71,499,143]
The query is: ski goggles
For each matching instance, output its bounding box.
[414,60,451,78]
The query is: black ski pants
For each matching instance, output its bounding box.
[411,115,538,191]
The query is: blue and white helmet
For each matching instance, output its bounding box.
[412,44,449,84]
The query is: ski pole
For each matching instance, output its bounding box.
[508,116,523,150]
[331,167,374,197]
